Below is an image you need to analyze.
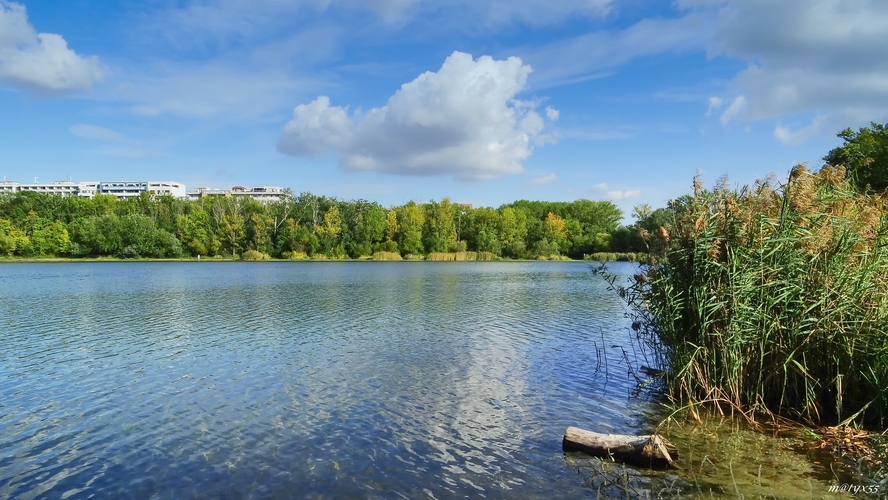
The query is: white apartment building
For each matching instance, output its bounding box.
[0,178,186,199]
[2,178,287,203]
[1,179,80,196]
[93,181,187,198]
[188,186,286,204]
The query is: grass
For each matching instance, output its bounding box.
[598,165,888,428]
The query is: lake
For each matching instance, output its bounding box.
[0,261,844,499]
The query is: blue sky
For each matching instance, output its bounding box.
[1,0,886,218]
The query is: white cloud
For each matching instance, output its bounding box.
[69,124,128,142]
[705,96,723,116]
[277,96,351,156]
[0,0,105,94]
[719,95,746,125]
[773,116,825,146]
[592,182,608,191]
[524,173,557,187]
[605,190,641,200]
[694,0,888,138]
[278,51,555,181]
[519,13,711,89]
[545,106,559,121]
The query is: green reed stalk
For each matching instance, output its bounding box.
[602,166,888,427]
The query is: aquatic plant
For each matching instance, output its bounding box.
[601,165,888,427]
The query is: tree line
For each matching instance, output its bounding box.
[0,191,636,259]
[6,120,881,260]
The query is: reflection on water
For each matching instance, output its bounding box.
[0,261,843,499]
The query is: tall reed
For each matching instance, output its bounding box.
[426,251,498,261]
[602,166,888,427]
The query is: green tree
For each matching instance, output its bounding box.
[384,208,400,243]
[0,218,29,256]
[423,198,458,252]
[248,213,273,253]
[176,211,215,256]
[70,215,123,256]
[824,122,888,192]
[216,212,245,256]
[468,208,501,255]
[498,206,527,258]
[316,205,344,257]
[32,221,70,255]
[542,212,568,254]
[398,202,425,256]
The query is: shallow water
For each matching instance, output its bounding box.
[0,261,852,499]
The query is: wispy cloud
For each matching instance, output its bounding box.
[560,126,637,141]
[69,123,162,158]
[69,124,128,142]
[705,96,723,116]
[115,61,320,119]
[517,13,712,89]
[774,116,825,146]
[524,173,557,187]
[605,189,641,200]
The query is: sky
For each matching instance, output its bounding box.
[1,0,886,218]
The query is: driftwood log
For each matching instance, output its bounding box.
[562,426,679,469]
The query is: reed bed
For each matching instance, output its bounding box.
[602,165,888,427]
[240,250,271,261]
[584,252,645,263]
[426,251,498,261]
[371,251,403,261]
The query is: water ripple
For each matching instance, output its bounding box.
[0,261,648,498]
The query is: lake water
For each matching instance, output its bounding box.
[0,262,845,499]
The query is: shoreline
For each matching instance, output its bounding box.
[0,256,596,263]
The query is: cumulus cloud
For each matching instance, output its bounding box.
[605,190,641,200]
[694,0,888,136]
[592,182,608,191]
[0,0,105,94]
[278,51,558,181]
[277,96,351,156]
[524,173,557,187]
